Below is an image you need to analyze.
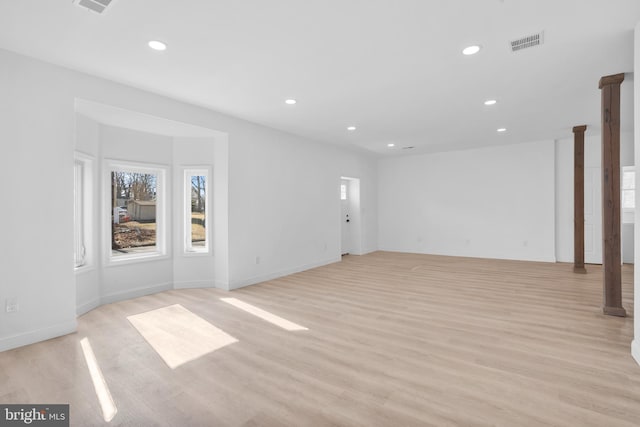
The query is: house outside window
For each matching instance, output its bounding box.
[106,160,166,263]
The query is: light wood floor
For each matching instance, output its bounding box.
[1,252,638,426]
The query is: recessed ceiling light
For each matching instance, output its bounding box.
[484,99,497,106]
[347,126,356,131]
[497,128,507,132]
[148,40,167,51]
[462,45,481,55]
[387,143,395,148]
[285,99,297,105]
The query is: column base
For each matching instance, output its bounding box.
[573,266,587,274]
[603,306,627,317]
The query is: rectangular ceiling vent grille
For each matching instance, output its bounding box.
[74,0,114,14]
[510,31,544,52]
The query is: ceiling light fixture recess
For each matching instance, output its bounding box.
[148,40,167,51]
[387,143,395,148]
[484,99,497,106]
[285,99,297,105]
[462,45,481,55]
[497,128,507,132]
[347,126,356,131]
[74,0,114,14]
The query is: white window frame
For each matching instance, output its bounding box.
[622,165,635,224]
[74,152,94,271]
[184,167,211,255]
[104,159,168,265]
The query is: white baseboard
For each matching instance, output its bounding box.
[376,248,556,263]
[76,298,101,316]
[100,282,173,305]
[213,280,230,291]
[0,319,77,352]
[174,280,215,290]
[229,256,341,290]
[632,340,640,367]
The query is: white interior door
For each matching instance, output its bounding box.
[584,167,602,264]
[340,180,350,255]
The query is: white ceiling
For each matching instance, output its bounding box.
[1,0,639,155]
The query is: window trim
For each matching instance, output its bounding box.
[103,159,169,266]
[74,152,94,272]
[184,167,212,256]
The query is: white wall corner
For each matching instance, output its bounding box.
[76,298,101,316]
[213,280,231,291]
[0,320,77,353]
[632,340,640,367]
[229,256,341,290]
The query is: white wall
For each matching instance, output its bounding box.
[632,21,640,367]
[555,131,634,264]
[378,140,556,262]
[75,115,100,314]
[227,127,378,289]
[0,53,78,351]
[0,48,378,351]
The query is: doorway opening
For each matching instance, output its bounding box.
[340,176,362,256]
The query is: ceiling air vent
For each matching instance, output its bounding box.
[74,0,115,14]
[510,31,544,52]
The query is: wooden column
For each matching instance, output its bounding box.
[599,73,626,317]
[573,125,587,274]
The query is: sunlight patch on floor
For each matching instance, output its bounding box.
[221,297,309,331]
[127,304,238,369]
[80,337,117,423]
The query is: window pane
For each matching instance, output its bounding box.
[340,184,347,200]
[622,170,635,190]
[111,170,158,257]
[623,189,635,209]
[190,175,206,249]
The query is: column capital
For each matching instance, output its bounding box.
[572,125,587,133]
[599,73,625,89]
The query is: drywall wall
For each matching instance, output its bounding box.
[633,21,640,367]
[0,48,378,351]
[378,140,556,262]
[75,115,100,314]
[227,127,378,289]
[555,131,634,264]
[0,51,78,351]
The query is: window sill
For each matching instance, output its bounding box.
[105,251,169,267]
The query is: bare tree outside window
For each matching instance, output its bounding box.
[111,170,158,256]
[190,175,206,248]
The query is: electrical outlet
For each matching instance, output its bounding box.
[5,297,18,313]
[255,256,260,265]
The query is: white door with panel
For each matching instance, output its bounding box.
[341,180,350,255]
